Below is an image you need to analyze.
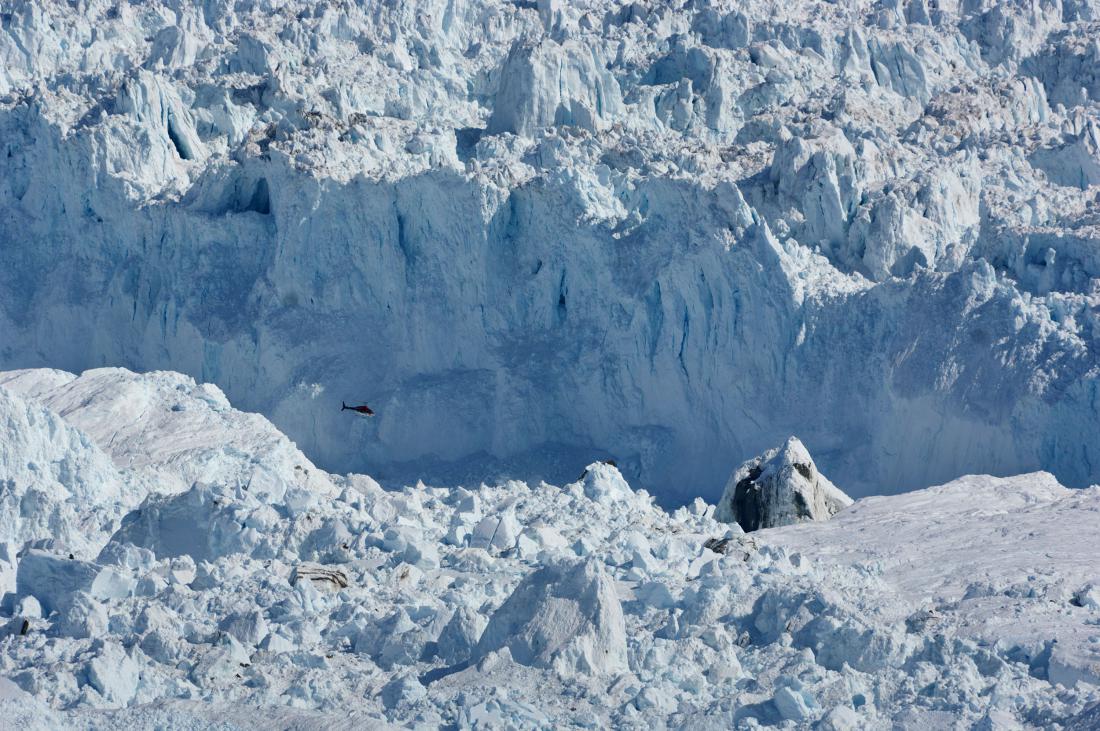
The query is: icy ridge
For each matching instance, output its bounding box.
[0,367,1098,728]
[1,0,1099,502]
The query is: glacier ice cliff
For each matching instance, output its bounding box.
[1,0,1099,502]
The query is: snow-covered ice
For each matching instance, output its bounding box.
[3,0,1100,726]
[1,0,1099,502]
[0,367,1097,728]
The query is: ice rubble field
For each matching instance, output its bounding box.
[3,0,1100,727]
[0,367,1098,729]
[2,0,1100,501]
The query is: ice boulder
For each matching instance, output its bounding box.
[354,609,431,670]
[578,461,634,504]
[15,550,100,615]
[107,484,250,563]
[474,558,627,677]
[1074,584,1100,610]
[219,608,268,646]
[381,673,427,710]
[468,511,521,553]
[715,437,852,532]
[436,606,488,666]
[773,684,817,721]
[57,593,109,639]
[86,641,141,706]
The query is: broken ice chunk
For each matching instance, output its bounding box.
[15,550,99,615]
[474,558,627,677]
[715,437,852,531]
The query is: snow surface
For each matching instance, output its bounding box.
[0,367,1099,728]
[2,0,1100,502]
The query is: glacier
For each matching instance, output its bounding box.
[0,366,1098,728]
[2,0,1099,503]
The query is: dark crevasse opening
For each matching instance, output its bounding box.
[238,178,271,215]
[455,127,484,162]
[166,113,193,161]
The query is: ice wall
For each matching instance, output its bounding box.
[1,0,1098,502]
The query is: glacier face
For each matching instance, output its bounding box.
[2,0,1099,502]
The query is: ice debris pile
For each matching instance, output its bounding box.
[1,368,1099,728]
[2,0,1100,502]
[716,436,853,532]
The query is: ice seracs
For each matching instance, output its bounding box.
[0,385,141,591]
[2,0,1099,504]
[715,437,853,531]
[0,367,1098,727]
